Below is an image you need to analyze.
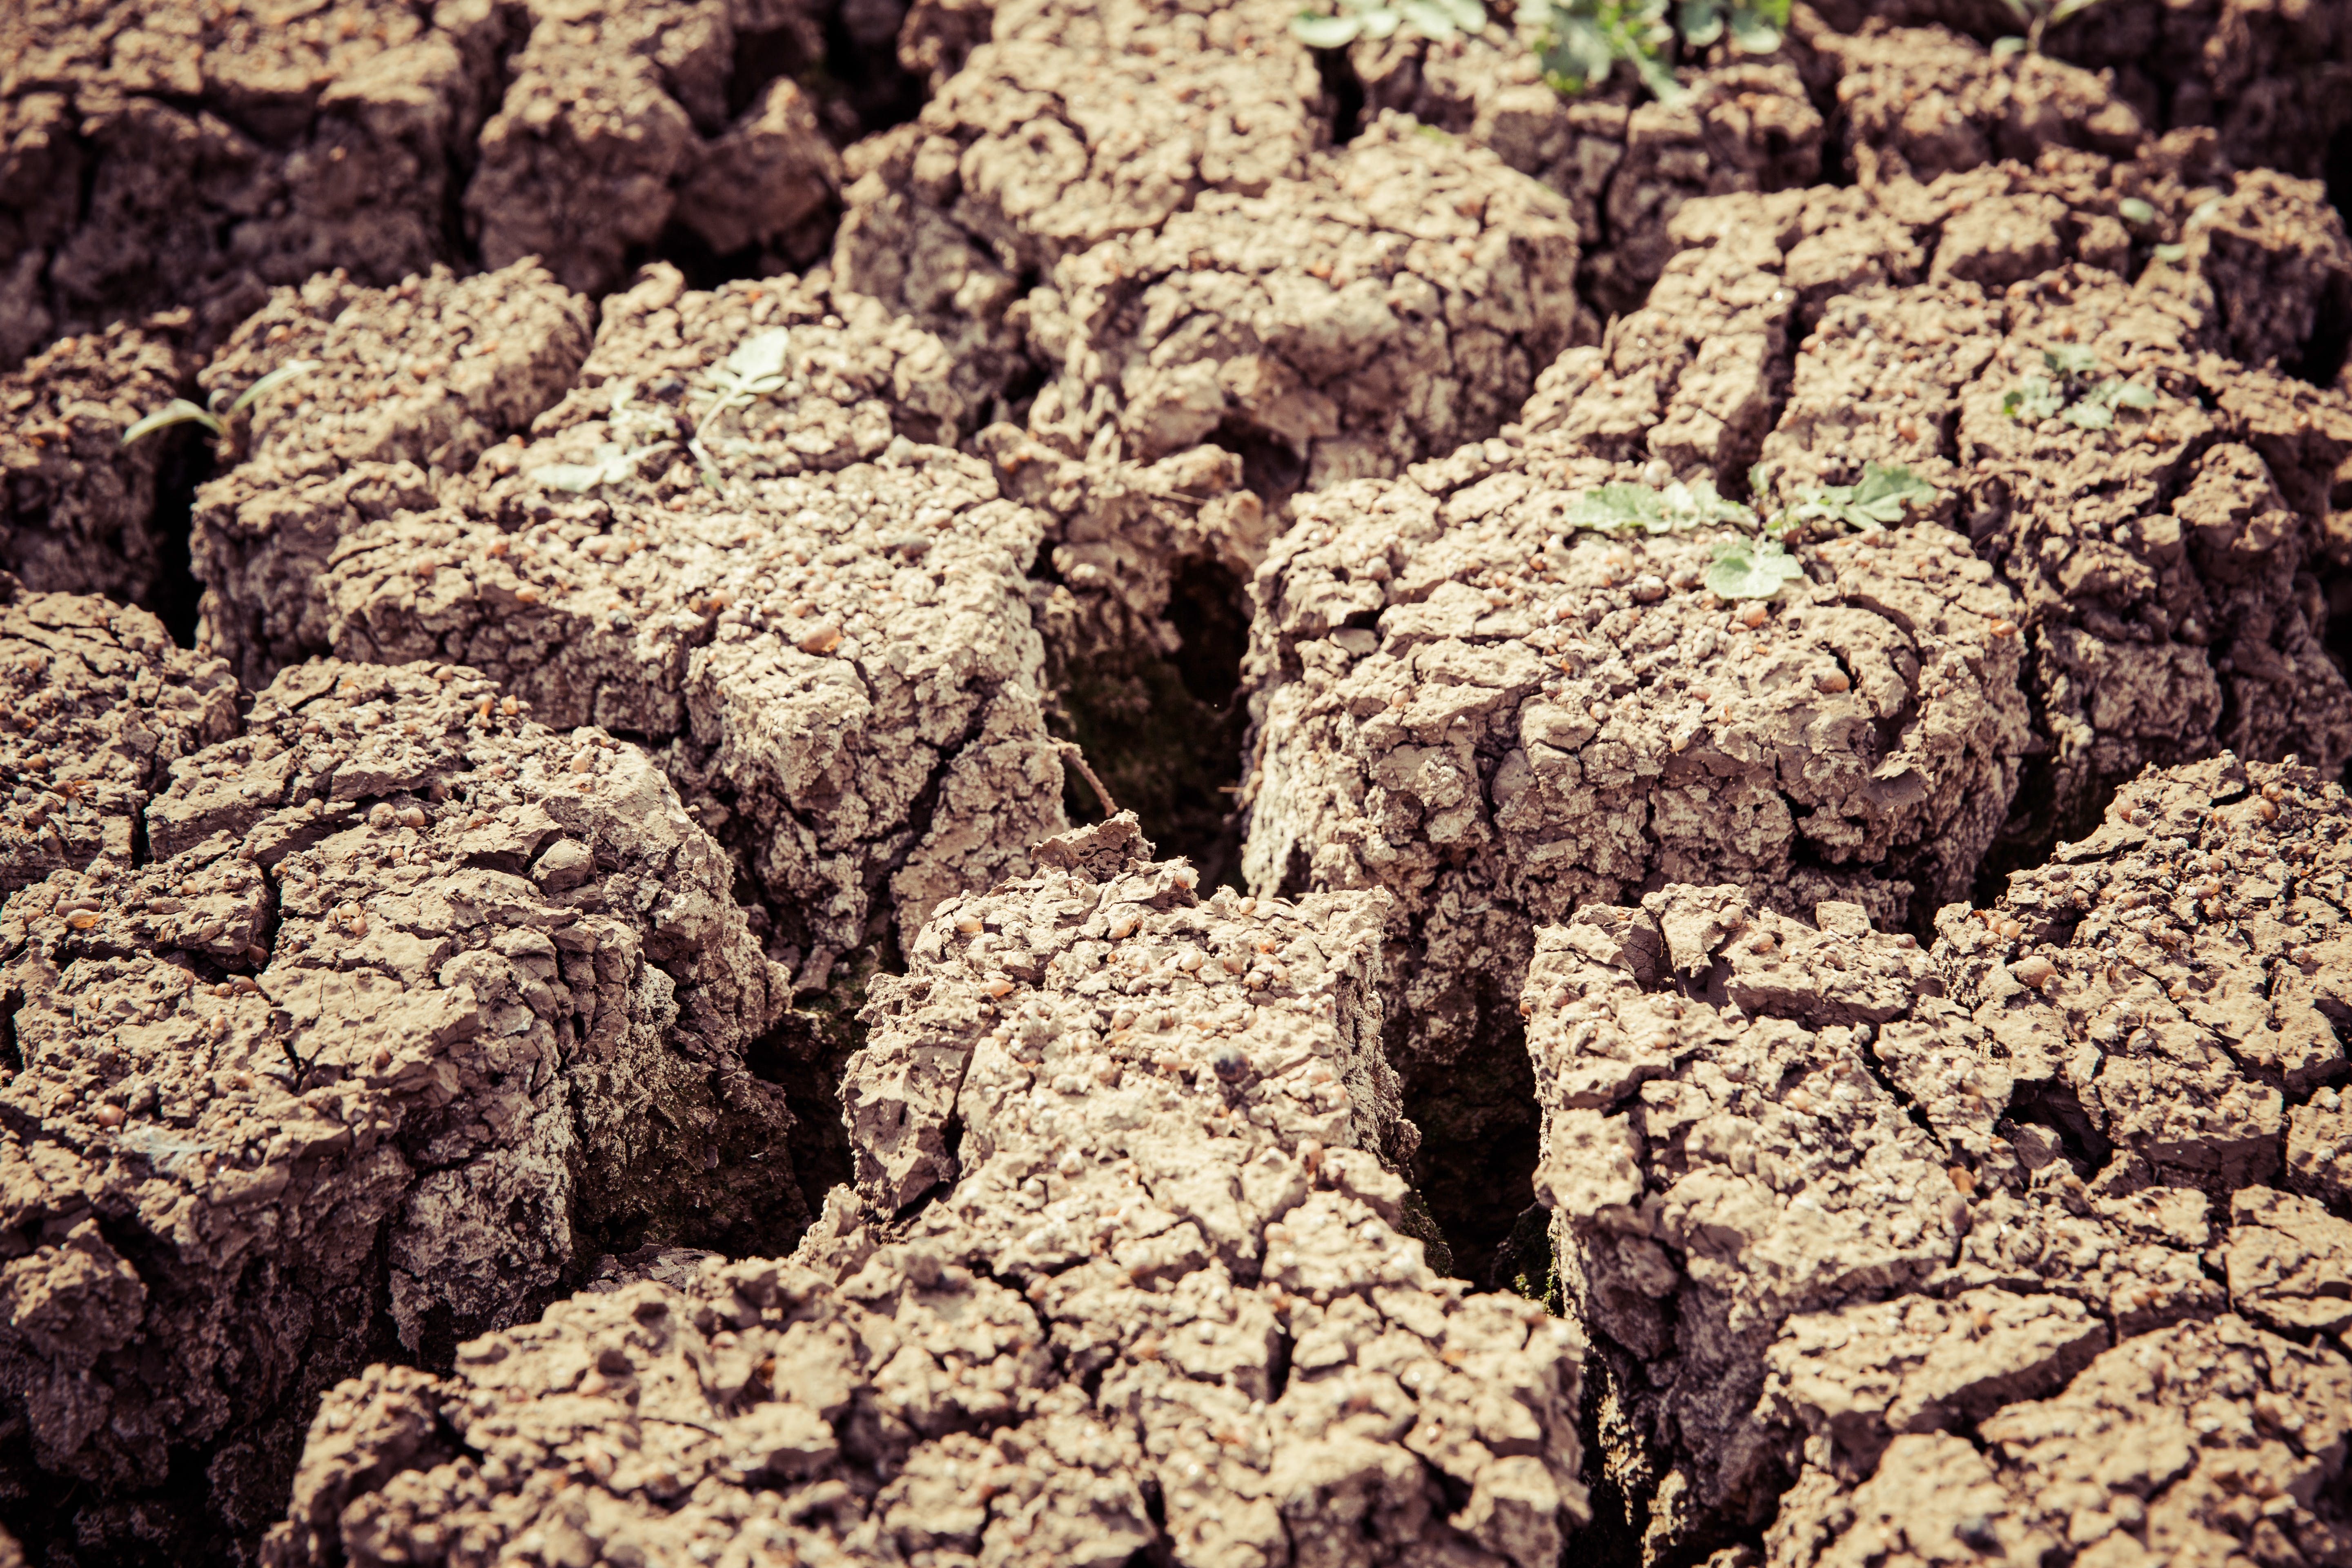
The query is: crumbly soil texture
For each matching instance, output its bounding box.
[6,1,2352,1567]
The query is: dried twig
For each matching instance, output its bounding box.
[1054,740,1118,817]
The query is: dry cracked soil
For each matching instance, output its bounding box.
[4,0,2352,1565]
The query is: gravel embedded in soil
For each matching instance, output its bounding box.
[263,816,1591,1568]
[1526,755,2352,1561]
[0,650,808,1557]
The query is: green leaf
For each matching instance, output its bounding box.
[1440,0,1488,29]
[1563,484,1663,533]
[2153,241,2188,263]
[1989,33,2027,57]
[1290,10,1365,44]
[121,399,224,446]
[2043,343,2101,379]
[2003,378,2064,423]
[2062,399,2115,431]
[723,330,793,384]
[2118,196,2156,226]
[2114,380,2157,410]
[1678,0,1726,47]
[1705,537,1806,599]
[1359,5,1405,36]
[1399,0,1459,36]
[526,441,671,492]
[1726,7,1781,51]
[1845,462,1937,522]
[226,359,320,415]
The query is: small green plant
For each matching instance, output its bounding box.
[1290,0,1486,48]
[1520,0,1786,103]
[2001,344,2156,431]
[2117,196,2156,227]
[121,360,318,446]
[527,382,679,492]
[1989,0,2109,57]
[686,326,798,483]
[1704,535,1805,599]
[1764,462,1939,539]
[1562,475,1756,534]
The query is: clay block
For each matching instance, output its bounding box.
[0,655,805,1554]
[189,261,595,687]
[0,587,239,893]
[265,817,1590,1568]
[314,269,1065,958]
[0,322,192,601]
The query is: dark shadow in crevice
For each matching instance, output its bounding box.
[1392,1004,1539,1289]
[1311,45,1368,145]
[1044,554,1252,891]
[1566,1351,1652,1568]
[143,424,214,649]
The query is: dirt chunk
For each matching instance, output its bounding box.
[0,654,807,1562]
[266,815,1590,1568]
[0,322,193,602]
[1349,34,1822,317]
[1024,111,1579,493]
[1241,432,2026,1274]
[0,0,510,364]
[1768,1318,2352,1568]
[466,0,844,296]
[0,586,239,894]
[315,270,1065,960]
[189,262,595,687]
[1522,889,1967,1557]
[1821,24,2144,185]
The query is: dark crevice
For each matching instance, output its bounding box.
[1566,1349,1652,1568]
[144,423,214,649]
[1043,556,1252,891]
[1998,1078,2117,1178]
[1312,46,1368,145]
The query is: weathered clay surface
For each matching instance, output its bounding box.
[0,0,511,365]
[0,653,806,1558]
[832,0,1323,414]
[313,267,1065,962]
[1350,33,1822,318]
[1526,754,2352,1561]
[1806,0,2352,182]
[266,817,1590,1568]
[189,260,596,688]
[0,321,194,603]
[0,586,240,895]
[1241,429,2027,1273]
[1021,111,1579,492]
[467,0,845,295]
[1537,167,2352,873]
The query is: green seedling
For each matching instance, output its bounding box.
[527,382,678,492]
[121,360,318,446]
[1563,475,1757,535]
[2002,344,2157,431]
[1705,535,1805,599]
[1989,0,2109,56]
[1291,0,1486,47]
[688,327,797,484]
[1521,0,1784,103]
[1765,462,1939,539]
[2118,196,2156,227]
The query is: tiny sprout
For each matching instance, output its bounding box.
[1765,463,1938,541]
[122,360,320,445]
[1291,0,1485,47]
[1564,475,1756,537]
[1990,0,2110,56]
[1704,536,1806,600]
[2002,346,2156,431]
[2117,196,2156,227]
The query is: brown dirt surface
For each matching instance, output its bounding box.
[1241,429,2027,1274]
[0,648,808,1557]
[0,585,241,895]
[263,816,1590,1568]
[1525,753,2352,1561]
[8,1,2352,1564]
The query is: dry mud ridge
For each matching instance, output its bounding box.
[6,0,2352,1565]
